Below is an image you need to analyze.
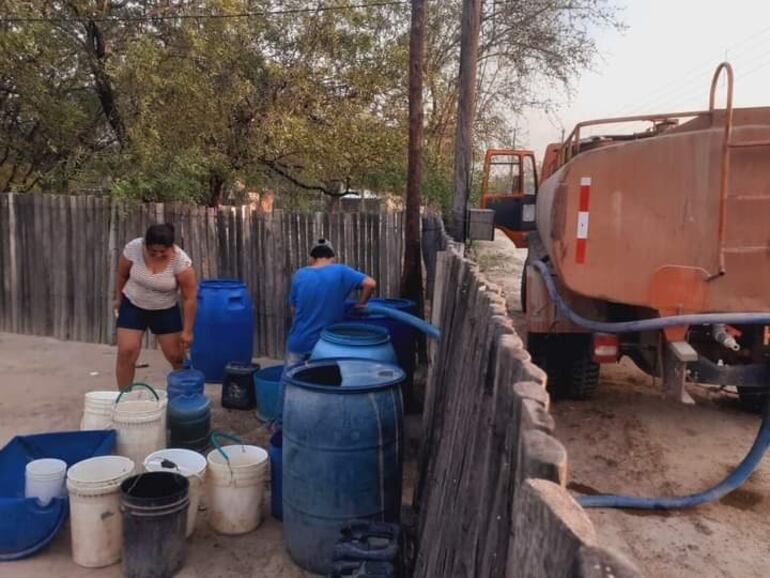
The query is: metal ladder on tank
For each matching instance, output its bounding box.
[708,62,770,279]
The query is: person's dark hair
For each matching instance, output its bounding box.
[310,238,335,259]
[145,223,175,247]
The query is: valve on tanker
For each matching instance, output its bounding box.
[712,324,741,352]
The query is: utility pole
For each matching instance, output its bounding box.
[401,0,425,307]
[450,0,482,242]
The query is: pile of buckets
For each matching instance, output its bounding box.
[3,278,422,577]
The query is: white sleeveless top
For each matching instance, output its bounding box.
[122,238,192,310]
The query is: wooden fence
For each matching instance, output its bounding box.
[0,193,403,358]
[412,215,643,578]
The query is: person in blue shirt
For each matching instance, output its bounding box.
[285,238,377,368]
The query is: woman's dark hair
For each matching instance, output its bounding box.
[310,244,335,259]
[145,223,175,247]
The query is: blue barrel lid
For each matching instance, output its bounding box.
[320,323,391,346]
[285,358,404,392]
[224,361,260,375]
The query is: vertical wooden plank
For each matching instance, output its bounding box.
[235,206,244,281]
[216,208,227,277]
[253,211,264,357]
[263,212,275,357]
[106,199,118,345]
[7,194,20,334]
[17,194,31,334]
[53,196,65,339]
[0,194,7,332]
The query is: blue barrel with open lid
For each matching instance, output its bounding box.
[310,323,397,365]
[191,280,254,383]
[282,358,404,575]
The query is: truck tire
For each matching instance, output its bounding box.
[527,334,599,401]
[567,352,600,400]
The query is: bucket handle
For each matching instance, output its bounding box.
[209,432,245,463]
[115,382,160,404]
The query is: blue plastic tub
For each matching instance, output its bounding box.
[0,430,116,561]
[254,365,285,422]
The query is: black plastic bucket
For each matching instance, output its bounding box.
[120,472,190,578]
[222,361,260,410]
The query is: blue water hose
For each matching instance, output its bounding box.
[528,260,770,509]
[362,303,441,341]
[531,259,770,333]
[578,400,770,509]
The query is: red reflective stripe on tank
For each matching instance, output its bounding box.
[576,177,591,264]
[576,238,587,264]
[579,177,591,212]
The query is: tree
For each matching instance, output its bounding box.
[0,1,620,205]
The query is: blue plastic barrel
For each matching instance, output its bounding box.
[254,365,285,422]
[191,280,254,383]
[166,360,205,401]
[167,391,211,452]
[282,358,404,575]
[310,323,397,365]
[345,298,417,382]
[269,432,283,520]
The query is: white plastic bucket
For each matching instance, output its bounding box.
[206,444,269,535]
[113,386,166,470]
[25,458,67,506]
[81,389,168,433]
[81,391,120,430]
[66,456,135,568]
[144,449,208,538]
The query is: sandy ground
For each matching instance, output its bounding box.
[472,232,770,578]
[0,333,313,578]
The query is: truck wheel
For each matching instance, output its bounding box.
[527,334,569,400]
[567,352,600,400]
[527,334,599,401]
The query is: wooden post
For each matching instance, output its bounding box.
[450,0,482,242]
[401,0,426,313]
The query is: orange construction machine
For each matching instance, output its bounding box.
[481,63,770,407]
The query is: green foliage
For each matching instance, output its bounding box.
[0,1,620,206]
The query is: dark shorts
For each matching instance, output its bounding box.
[117,296,183,335]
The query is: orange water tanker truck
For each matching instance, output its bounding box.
[481,63,770,408]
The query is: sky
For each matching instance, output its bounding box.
[523,0,770,154]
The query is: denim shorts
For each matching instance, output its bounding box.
[116,296,183,335]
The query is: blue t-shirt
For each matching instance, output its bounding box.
[286,264,366,354]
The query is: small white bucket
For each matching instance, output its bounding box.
[144,448,208,538]
[113,385,166,470]
[25,458,67,506]
[66,456,135,568]
[81,391,120,430]
[206,444,269,535]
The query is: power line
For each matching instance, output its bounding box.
[0,1,408,24]
[609,23,770,117]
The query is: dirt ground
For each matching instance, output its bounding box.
[0,332,314,578]
[473,232,770,578]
